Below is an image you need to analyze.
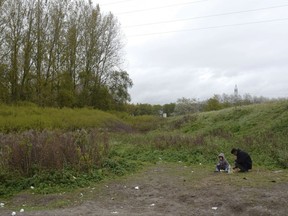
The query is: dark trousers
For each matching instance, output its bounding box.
[235,162,249,172]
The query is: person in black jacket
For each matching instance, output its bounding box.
[231,148,252,172]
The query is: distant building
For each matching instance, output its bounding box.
[234,85,239,105]
[234,85,238,97]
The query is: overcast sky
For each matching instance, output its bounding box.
[94,0,288,105]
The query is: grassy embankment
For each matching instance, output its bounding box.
[0,101,287,197]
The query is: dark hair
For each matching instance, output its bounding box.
[231,148,237,154]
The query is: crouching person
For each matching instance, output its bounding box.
[215,153,230,172]
[231,148,252,172]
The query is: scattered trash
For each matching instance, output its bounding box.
[191,171,194,173]
[19,209,24,212]
[105,185,109,188]
[0,203,4,207]
[111,211,119,214]
[212,207,218,210]
[134,186,139,190]
[11,212,16,216]
[199,163,202,165]
[30,186,34,189]
[80,193,83,197]
[150,203,155,207]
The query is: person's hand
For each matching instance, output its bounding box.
[233,167,240,172]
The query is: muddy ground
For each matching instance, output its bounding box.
[1,162,288,216]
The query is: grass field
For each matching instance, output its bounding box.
[0,100,287,199]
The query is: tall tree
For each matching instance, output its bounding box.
[0,0,132,109]
[33,0,49,105]
[3,0,26,101]
[19,0,36,101]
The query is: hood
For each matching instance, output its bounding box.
[218,153,226,159]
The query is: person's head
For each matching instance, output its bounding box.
[231,148,238,156]
[218,153,225,160]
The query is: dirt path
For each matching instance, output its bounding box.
[1,162,288,216]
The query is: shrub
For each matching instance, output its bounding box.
[0,129,110,176]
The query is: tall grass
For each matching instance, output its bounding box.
[0,104,121,132]
[0,129,109,175]
[0,129,113,196]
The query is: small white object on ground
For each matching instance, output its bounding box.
[11,212,16,216]
[30,186,34,189]
[134,186,139,190]
[111,211,119,214]
[273,170,283,173]
[20,209,24,212]
[150,203,155,207]
[0,203,4,207]
[212,207,218,210]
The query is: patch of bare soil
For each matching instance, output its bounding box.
[1,162,288,216]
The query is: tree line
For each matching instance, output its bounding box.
[0,0,132,110]
[127,93,284,117]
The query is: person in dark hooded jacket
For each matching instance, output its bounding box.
[231,148,252,172]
